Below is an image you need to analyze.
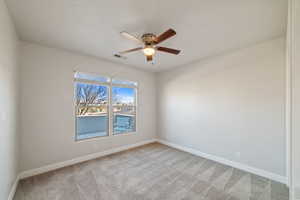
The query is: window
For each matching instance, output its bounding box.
[112,86,136,135]
[112,79,138,87]
[74,72,137,140]
[75,72,110,83]
[75,79,109,140]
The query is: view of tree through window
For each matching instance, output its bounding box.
[74,72,137,140]
[75,82,109,140]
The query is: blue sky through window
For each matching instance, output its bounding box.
[112,87,135,104]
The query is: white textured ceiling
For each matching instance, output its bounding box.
[6,0,287,72]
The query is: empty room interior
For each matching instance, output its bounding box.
[1,0,300,200]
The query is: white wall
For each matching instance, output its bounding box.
[291,0,300,197]
[19,42,156,171]
[157,38,286,177]
[0,0,20,199]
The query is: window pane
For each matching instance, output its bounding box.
[75,72,110,83]
[112,87,136,134]
[112,79,137,87]
[113,114,136,134]
[75,82,109,140]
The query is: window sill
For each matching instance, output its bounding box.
[75,131,137,142]
[76,131,108,141]
[112,131,137,136]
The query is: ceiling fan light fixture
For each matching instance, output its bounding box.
[143,47,155,56]
[119,28,180,63]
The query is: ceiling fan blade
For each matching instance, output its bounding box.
[120,31,142,43]
[146,55,153,62]
[157,46,181,55]
[119,47,143,54]
[155,29,176,44]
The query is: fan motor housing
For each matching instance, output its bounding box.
[141,33,157,45]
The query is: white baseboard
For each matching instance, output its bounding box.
[8,174,20,200]
[157,139,287,185]
[19,139,156,179]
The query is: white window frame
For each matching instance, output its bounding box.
[74,72,138,141]
[111,78,138,136]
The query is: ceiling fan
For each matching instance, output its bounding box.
[117,28,181,62]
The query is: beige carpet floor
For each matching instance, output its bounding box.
[14,143,289,200]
